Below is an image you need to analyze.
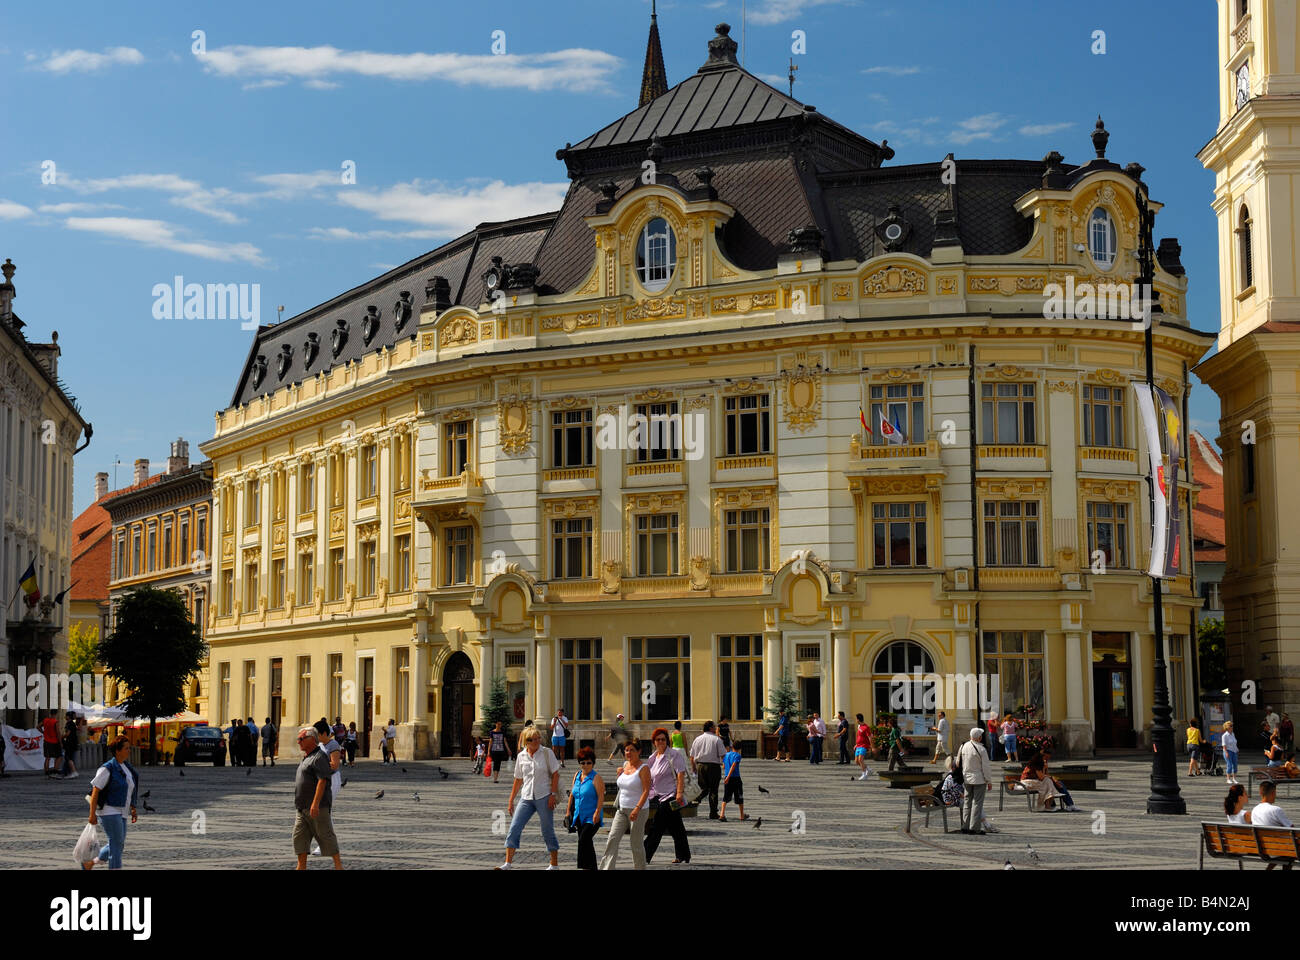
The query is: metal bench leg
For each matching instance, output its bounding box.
[924,806,932,828]
[906,800,913,833]
[941,805,950,834]
[999,784,1005,812]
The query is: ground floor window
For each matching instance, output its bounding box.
[629,636,690,722]
[982,630,1045,718]
[560,638,603,721]
[872,640,936,739]
[718,635,763,721]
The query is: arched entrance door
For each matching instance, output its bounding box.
[871,640,937,742]
[440,652,476,757]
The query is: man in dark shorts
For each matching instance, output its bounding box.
[488,720,512,783]
[775,710,791,762]
[41,712,62,776]
[293,726,341,870]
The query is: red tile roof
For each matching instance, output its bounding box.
[69,474,166,602]
[1189,430,1225,563]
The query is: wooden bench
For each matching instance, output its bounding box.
[1247,767,1300,795]
[877,769,938,789]
[905,783,956,833]
[999,775,1044,812]
[600,781,698,823]
[1199,821,1300,870]
[999,765,1109,790]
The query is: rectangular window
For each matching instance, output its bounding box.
[218,662,230,723]
[245,561,259,612]
[329,547,345,600]
[872,501,928,568]
[329,654,343,720]
[982,631,1045,717]
[1086,501,1129,570]
[243,660,256,717]
[869,382,925,445]
[795,644,821,661]
[636,512,679,576]
[179,518,189,567]
[221,569,233,616]
[300,462,316,512]
[717,635,764,722]
[361,444,377,498]
[271,558,286,608]
[724,394,771,455]
[394,534,411,592]
[559,638,603,721]
[983,500,1041,566]
[245,479,261,527]
[724,508,770,572]
[298,551,315,604]
[629,636,691,722]
[1243,443,1255,496]
[297,656,311,724]
[551,409,594,468]
[163,523,173,570]
[1168,635,1186,722]
[395,648,410,723]
[634,402,680,462]
[445,526,473,585]
[147,526,157,572]
[193,595,204,638]
[360,540,377,596]
[1082,385,1125,447]
[551,517,593,579]
[197,513,208,556]
[115,536,126,582]
[444,420,471,476]
[980,382,1036,444]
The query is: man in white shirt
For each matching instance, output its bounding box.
[689,720,727,819]
[957,727,994,835]
[383,719,397,764]
[1264,706,1281,743]
[930,711,949,763]
[1252,781,1295,828]
[499,727,561,870]
[549,708,570,768]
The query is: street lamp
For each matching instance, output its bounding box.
[1136,179,1186,816]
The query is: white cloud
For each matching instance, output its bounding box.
[863,65,921,76]
[37,202,124,214]
[251,171,347,196]
[748,0,851,24]
[195,44,622,93]
[1019,121,1073,137]
[948,113,1008,145]
[306,226,438,242]
[32,46,144,73]
[335,179,570,235]
[370,263,398,272]
[756,72,790,88]
[60,172,253,224]
[0,200,34,219]
[64,216,264,265]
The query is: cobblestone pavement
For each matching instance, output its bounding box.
[0,753,1259,869]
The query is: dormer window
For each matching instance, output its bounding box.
[1088,208,1117,270]
[636,217,676,293]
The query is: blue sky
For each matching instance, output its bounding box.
[0,0,1225,514]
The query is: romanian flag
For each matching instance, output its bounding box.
[18,560,39,605]
[859,406,873,436]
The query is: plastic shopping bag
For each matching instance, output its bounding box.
[484,757,492,777]
[73,822,100,865]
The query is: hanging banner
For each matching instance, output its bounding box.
[1,725,48,771]
[1132,382,1182,578]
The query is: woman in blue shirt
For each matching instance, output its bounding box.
[83,736,140,870]
[565,746,605,870]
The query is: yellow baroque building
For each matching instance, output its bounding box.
[202,22,1213,759]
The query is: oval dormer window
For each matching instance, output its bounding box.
[1088,208,1117,270]
[636,217,676,293]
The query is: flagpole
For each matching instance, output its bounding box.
[1137,179,1185,816]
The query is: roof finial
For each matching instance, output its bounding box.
[639,0,669,107]
[699,22,740,72]
[1091,115,1109,159]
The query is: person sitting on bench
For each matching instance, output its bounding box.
[1021,752,1078,812]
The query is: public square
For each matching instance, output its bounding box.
[0,752,1261,870]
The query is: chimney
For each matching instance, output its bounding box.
[167,438,190,475]
[94,472,108,502]
[133,459,149,485]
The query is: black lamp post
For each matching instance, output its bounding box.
[1136,181,1186,815]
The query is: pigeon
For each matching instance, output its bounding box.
[438,769,450,780]
[1003,860,1015,870]
[179,770,185,777]
[402,767,408,773]
[141,791,151,800]
[374,790,384,799]
[246,768,252,777]
[340,778,348,788]
[413,792,421,802]
[1026,843,1039,863]
[757,785,770,795]
[143,802,157,813]
[752,817,763,830]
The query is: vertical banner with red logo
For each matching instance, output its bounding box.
[1132,382,1182,579]
[1,726,47,771]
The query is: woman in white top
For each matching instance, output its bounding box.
[600,738,652,870]
[83,736,139,870]
[1224,783,1251,824]
[1221,720,1240,785]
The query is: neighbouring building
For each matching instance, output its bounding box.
[101,441,212,714]
[1195,0,1300,728]
[0,258,92,728]
[68,472,114,683]
[201,18,1212,759]
[1190,431,1225,630]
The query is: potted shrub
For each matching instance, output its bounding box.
[762,670,803,758]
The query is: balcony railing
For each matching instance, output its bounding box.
[1079,446,1136,464]
[979,566,1061,589]
[1234,13,1250,50]
[627,461,682,477]
[543,467,596,482]
[977,444,1047,460]
[717,454,774,471]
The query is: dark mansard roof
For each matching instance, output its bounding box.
[227,26,1154,408]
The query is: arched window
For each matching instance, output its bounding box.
[1237,205,1253,290]
[1088,207,1117,270]
[872,641,936,728]
[636,217,676,292]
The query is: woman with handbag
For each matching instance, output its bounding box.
[600,738,652,870]
[565,747,604,870]
[643,727,690,865]
[83,736,139,870]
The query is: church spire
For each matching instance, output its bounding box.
[639,0,668,107]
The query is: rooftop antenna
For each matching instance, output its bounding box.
[788,56,798,97]
[112,455,122,490]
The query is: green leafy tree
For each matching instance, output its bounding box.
[1198,618,1227,693]
[97,587,207,765]
[764,669,802,732]
[68,620,99,676]
[481,673,512,741]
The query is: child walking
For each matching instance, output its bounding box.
[719,741,746,821]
